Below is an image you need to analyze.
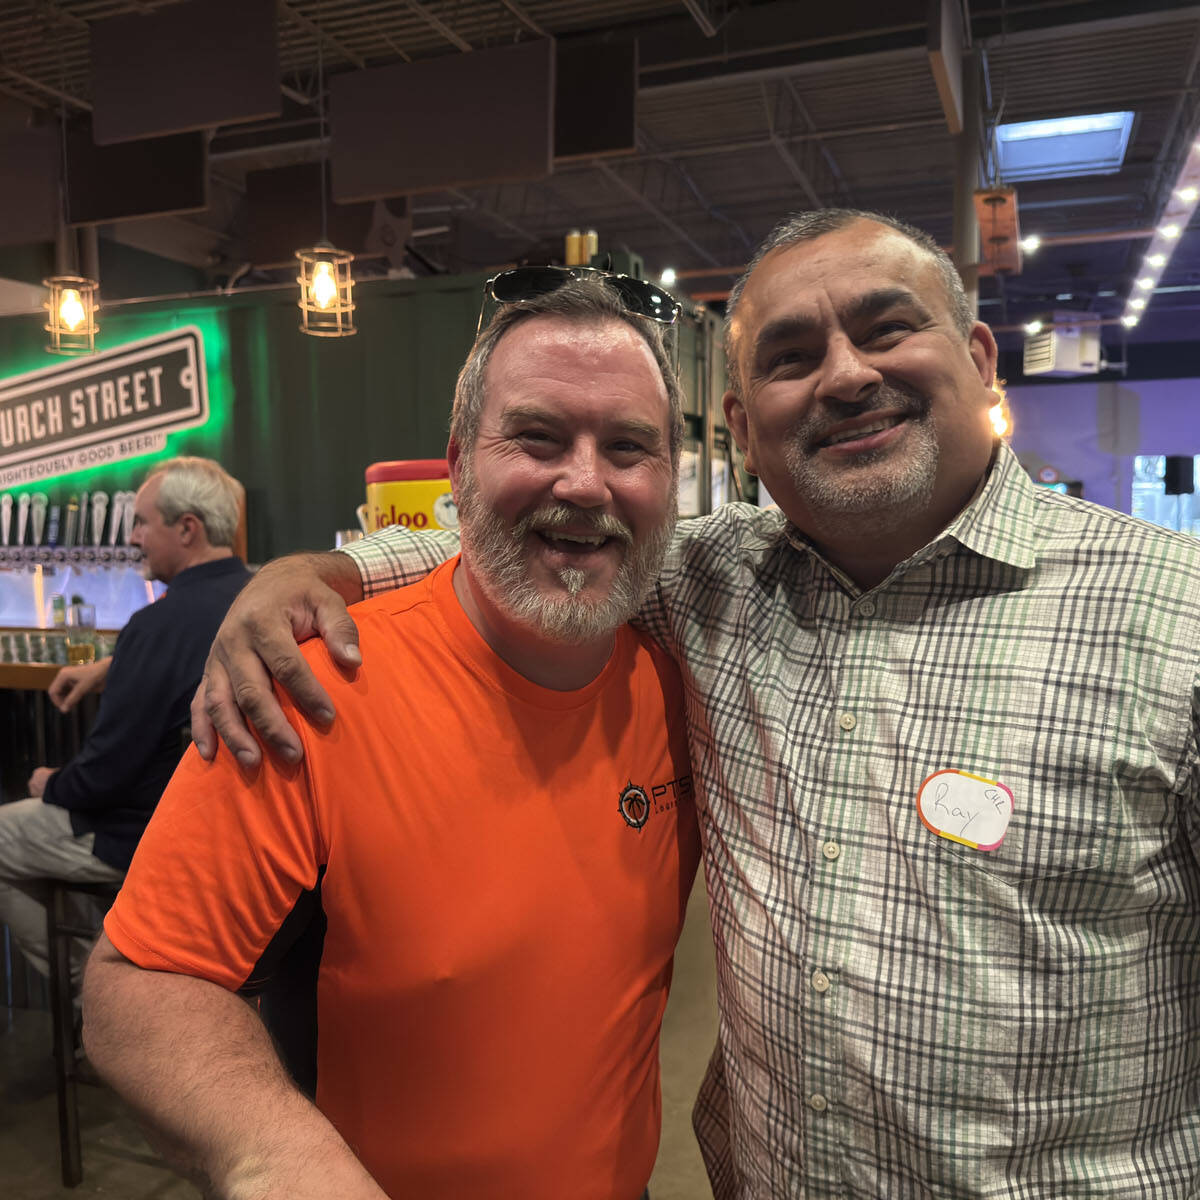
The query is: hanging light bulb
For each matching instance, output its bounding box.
[294,10,355,338]
[296,244,356,337]
[311,260,337,309]
[44,275,99,355]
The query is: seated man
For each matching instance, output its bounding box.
[0,456,250,987]
[83,276,699,1200]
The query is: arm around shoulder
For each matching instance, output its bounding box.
[83,934,387,1200]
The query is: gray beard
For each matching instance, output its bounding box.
[781,384,938,522]
[456,460,676,644]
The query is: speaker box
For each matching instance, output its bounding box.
[1163,455,1195,495]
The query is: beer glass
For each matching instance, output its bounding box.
[67,603,97,665]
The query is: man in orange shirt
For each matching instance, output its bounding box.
[82,274,698,1200]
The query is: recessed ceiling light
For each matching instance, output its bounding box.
[1122,313,1139,327]
[1023,319,1044,334]
[1021,234,1041,252]
[1136,277,1155,289]
[1130,297,1147,309]
[1146,253,1167,267]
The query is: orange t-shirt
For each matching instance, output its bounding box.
[106,558,699,1199]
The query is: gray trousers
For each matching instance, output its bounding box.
[0,797,123,987]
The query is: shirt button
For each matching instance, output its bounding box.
[811,969,831,993]
[856,600,876,617]
[838,712,857,731]
[822,840,841,860]
[809,1093,828,1113]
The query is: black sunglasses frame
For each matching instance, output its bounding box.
[477,265,682,335]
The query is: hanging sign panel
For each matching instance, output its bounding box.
[0,327,208,488]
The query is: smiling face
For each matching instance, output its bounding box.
[724,219,998,562]
[451,314,677,646]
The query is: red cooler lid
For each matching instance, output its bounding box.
[365,458,450,483]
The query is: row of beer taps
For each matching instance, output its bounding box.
[0,490,142,565]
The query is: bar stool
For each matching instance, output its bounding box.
[45,877,123,1187]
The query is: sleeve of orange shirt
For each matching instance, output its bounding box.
[104,726,327,991]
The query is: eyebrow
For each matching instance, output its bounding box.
[500,404,665,446]
[750,287,935,362]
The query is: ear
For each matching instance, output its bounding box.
[967,320,998,388]
[723,390,758,476]
[177,512,201,545]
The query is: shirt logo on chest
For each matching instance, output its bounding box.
[618,782,651,829]
[617,774,693,830]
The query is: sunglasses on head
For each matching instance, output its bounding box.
[477,265,682,334]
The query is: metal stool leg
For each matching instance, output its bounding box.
[47,882,83,1188]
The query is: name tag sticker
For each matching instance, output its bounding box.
[917,769,1014,851]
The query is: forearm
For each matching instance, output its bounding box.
[83,939,386,1200]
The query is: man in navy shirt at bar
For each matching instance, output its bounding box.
[0,456,251,989]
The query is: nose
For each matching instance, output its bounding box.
[551,438,611,509]
[816,332,883,406]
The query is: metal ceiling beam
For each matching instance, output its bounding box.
[497,0,549,39]
[782,78,853,204]
[761,83,822,209]
[681,0,724,39]
[405,1,473,53]
[591,158,720,267]
[447,188,536,243]
[0,66,90,111]
[277,2,367,69]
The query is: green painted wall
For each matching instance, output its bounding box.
[0,274,485,560]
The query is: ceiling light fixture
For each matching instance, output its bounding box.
[45,59,97,355]
[296,4,355,338]
[44,275,98,356]
[1023,319,1044,334]
[1120,132,1200,329]
[1020,234,1041,252]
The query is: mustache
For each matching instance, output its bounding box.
[795,383,932,450]
[514,504,633,544]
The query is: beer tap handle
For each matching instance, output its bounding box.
[91,492,108,548]
[1,494,11,547]
[77,491,89,546]
[107,494,123,545]
[31,493,48,547]
[16,493,30,547]
[121,491,136,544]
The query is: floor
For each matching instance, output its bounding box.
[0,877,719,1198]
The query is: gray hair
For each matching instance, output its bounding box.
[146,456,242,548]
[451,276,685,469]
[724,208,975,395]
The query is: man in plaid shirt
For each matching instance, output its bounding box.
[194,210,1200,1199]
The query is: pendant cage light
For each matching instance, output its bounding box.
[297,3,356,338]
[296,243,356,337]
[44,274,99,355]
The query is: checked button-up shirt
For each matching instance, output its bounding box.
[344,442,1200,1199]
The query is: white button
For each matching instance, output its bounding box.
[809,1093,828,1112]
[838,712,857,731]
[822,840,841,860]
[857,600,876,617]
[811,969,831,993]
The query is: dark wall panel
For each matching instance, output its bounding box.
[66,126,207,225]
[89,0,279,145]
[331,40,554,201]
[554,40,637,160]
[0,130,60,246]
[245,163,376,267]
